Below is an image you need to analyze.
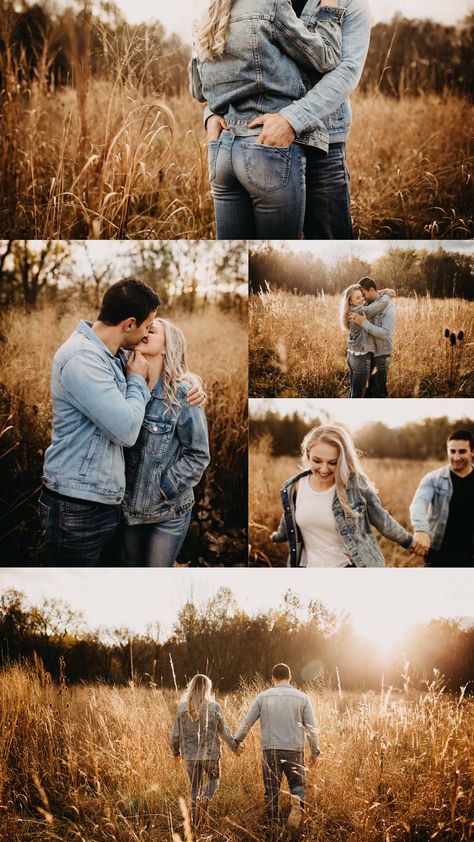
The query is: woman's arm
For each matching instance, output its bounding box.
[170,710,181,757]
[274,1,344,74]
[216,706,239,753]
[271,511,288,543]
[160,397,210,501]
[364,485,413,549]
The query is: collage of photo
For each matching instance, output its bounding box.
[0,0,473,841]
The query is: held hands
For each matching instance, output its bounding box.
[411,531,431,557]
[235,743,244,756]
[173,755,181,767]
[248,113,296,147]
[206,114,228,141]
[127,350,149,383]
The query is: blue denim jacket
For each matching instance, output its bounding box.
[272,469,413,567]
[122,378,210,525]
[347,293,391,355]
[191,0,345,152]
[42,320,150,504]
[235,684,319,756]
[409,465,471,553]
[171,701,238,760]
[358,296,396,356]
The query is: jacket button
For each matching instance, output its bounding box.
[153,425,158,432]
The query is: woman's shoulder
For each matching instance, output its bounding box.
[282,470,310,492]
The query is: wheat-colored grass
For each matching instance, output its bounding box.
[249,291,474,398]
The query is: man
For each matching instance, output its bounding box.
[350,277,396,397]
[206,0,371,239]
[409,430,474,567]
[39,278,203,566]
[235,663,320,829]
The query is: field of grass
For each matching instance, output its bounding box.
[249,439,444,567]
[1,661,473,841]
[0,301,248,565]
[249,292,474,398]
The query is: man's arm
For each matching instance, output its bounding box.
[302,698,320,756]
[235,698,261,744]
[409,474,436,536]
[353,306,395,338]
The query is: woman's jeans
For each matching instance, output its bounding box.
[347,352,371,398]
[208,131,306,239]
[123,510,192,567]
[185,759,221,814]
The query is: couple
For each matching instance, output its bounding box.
[172,663,319,828]
[340,276,395,398]
[39,279,210,567]
[190,0,371,239]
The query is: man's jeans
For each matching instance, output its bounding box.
[123,510,192,567]
[367,355,390,398]
[185,759,221,815]
[304,142,353,239]
[347,352,371,398]
[209,131,306,239]
[39,488,121,566]
[262,749,305,823]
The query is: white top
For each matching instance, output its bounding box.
[295,476,351,568]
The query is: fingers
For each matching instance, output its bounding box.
[248,117,264,128]
[187,387,207,407]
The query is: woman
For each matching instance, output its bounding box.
[121,319,210,566]
[171,674,239,821]
[190,0,344,239]
[339,284,393,398]
[272,425,418,567]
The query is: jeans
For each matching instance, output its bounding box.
[304,142,353,239]
[347,352,371,398]
[123,510,192,567]
[262,749,305,823]
[185,759,221,815]
[39,488,121,567]
[209,131,306,239]
[367,355,390,398]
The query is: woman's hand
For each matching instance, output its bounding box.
[206,114,228,141]
[349,312,366,325]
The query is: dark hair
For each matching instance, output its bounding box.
[272,663,291,681]
[358,277,378,291]
[447,430,474,449]
[98,278,161,326]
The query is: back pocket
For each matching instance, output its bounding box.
[242,143,292,192]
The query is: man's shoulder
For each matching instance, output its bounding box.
[420,465,451,484]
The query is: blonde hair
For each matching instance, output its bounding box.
[300,424,374,516]
[182,674,214,722]
[153,318,188,413]
[339,284,362,331]
[194,0,233,61]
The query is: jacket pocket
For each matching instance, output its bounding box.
[141,419,173,456]
[242,142,292,192]
[79,433,101,476]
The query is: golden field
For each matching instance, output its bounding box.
[249,292,474,398]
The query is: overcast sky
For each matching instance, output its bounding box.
[256,240,474,266]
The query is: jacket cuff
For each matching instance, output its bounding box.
[279,103,311,136]
[203,105,214,128]
[127,373,150,401]
[318,6,345,21]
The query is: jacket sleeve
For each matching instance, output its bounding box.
[360,293,390,317]
[280,0,371,134]
[365,485,413,549]
[188,53,205,102]
[273,1,344,74]
[271,511,288,543]
[59,350,149,447]
[171,709,181,757]
[302,696,320,756]
[160,398,210,501]
[409,473,435,533]
[235,697,261,743]
[360,305,396,339]
[216,705,239,752]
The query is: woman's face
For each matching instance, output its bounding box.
[349,288,364,307]
[308,441,339,480]
[135,320,165,357]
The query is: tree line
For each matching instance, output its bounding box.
[249,244,474,299]
[1,587,473,693]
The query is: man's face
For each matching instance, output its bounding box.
[361,286,377,303]
[447,439,474,476]
[121,310,157,349]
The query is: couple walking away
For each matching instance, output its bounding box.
[272,426,474,567]
[172,664,319,829]
[190,0,371,239]
[39,279,210,567]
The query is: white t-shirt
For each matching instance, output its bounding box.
[295,476,351,568]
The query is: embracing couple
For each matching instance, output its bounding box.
[172,663,319,829]
[190,0,371,239]
[39,279,210,567]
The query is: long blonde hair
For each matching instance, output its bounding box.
[154,318,188,413]
[299,424,374,516]
[182,674,214,721]
[339,284,362,331]
[194,0,233,61]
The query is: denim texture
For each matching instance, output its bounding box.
[347,294,391,355]
[42,320,149,504]
[235,684,319,755]
[122,378,210,525]
[171,701,238,761]
[123,510,192,567]
[346,352,371,398]
[358,297,396,356]
[303,142,353,237]
[410,465,474,556]
[208,132,306,239]
[273,470,413,567]
[185,759,221,813]
[39,488,121,566]
[262,749,306,822]
[366,354,390,398]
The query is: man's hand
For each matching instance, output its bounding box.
[379,288,397,298]
[235,743,244,756]
[248,113,296,147]
[206,114,228,141]
[349,312,366,326]
[127,350,149,382]
[308,753,320,767]
[412,531,431,556]
[182,372,207,407]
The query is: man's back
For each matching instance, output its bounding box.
[236,683,318,753]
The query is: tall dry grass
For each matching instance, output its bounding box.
[249,291,474,398]
[249,438,444,567]
[1,661,473,841]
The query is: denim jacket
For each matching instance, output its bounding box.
[409,465,474,554]
[347,293,391,356]
[191,0,345,152]
[235,684,319,756]
[122,378,210,525]
[171,701,238,760]
[42,320,150,504]
[358,296,396,357]
[272,469,413,567]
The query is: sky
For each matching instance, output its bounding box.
[249,398,474,429]
[256,240,474,266]
[1,569,473,652]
